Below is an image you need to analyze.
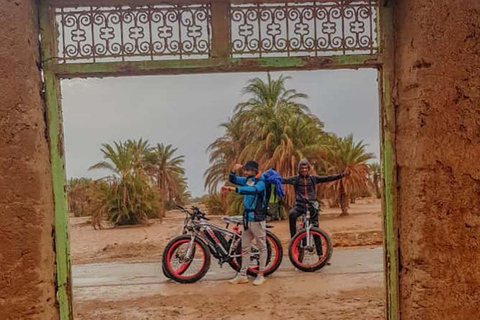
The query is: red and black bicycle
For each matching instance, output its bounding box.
[288,201,333,272]
[162,205,283,283]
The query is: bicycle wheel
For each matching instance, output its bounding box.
[162,235,211,283]
[162,262,172,279]
[231,230,283,277]
[163,238,201,279]
[288,227,332,272]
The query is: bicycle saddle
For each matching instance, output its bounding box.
[222,216,243,224]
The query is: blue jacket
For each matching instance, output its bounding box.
[229,172,266,222]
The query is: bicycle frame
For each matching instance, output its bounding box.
[180,208,243,266]
[197,219,242,262]
[297,202,317,249]
[177,206,270,272]
[305,210,312,248]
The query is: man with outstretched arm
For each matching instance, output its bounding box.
[222,160,268,286]
[283,158,350,256]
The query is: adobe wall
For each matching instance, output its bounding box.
[0,0,58,319]
[1,0,479,319]
[395,0,480,319]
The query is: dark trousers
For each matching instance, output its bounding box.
[289,203,322,256]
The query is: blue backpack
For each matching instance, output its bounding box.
[262,168,285,203]
[251,169,285,221]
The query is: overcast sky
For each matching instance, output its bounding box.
[61,69,379,197]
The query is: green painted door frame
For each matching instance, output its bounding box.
[40,2,73,319]
[39,1,398,319]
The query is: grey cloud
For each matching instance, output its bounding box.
[62,69,379,197]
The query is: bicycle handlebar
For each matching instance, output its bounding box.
[176,204,209,220]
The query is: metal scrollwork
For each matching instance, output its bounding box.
[230,1,377,57]
[56,4,211,63]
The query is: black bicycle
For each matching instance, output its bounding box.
[162,205,283,283]
[288,201,333,272]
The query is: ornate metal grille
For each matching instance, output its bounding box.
[55,5,212,63]
[230,0,377,57]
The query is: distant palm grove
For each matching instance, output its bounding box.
[67,74,381,227]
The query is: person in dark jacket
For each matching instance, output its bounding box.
[283,159,349,255]
[222,160,267,286]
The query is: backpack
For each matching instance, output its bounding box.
[259,169,285,217]
[263,168,285,198]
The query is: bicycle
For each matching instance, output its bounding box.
[288,201,333,272]
[162,205,283,283]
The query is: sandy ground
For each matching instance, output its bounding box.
[74,273,385,320]
[70,199,385,319]
[73,247,385,320]
[70,199,383,265]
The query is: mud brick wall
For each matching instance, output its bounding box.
[0,0,479,319]
[0,0,58,319]
[395,0,480,319]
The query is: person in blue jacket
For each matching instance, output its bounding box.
[222,160,267,286]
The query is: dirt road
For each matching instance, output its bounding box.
[70,200,383,265]
[73,247,385,320]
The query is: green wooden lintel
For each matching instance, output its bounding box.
[53,54,381,78]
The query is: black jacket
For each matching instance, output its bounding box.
[282,173,345,204]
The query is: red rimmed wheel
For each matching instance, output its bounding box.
[162,235,211,283]
[288,227,332,272]
[230,230,283,277]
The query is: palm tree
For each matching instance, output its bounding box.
[67,177,94,217]
[166,173,191,208]
[234,73,309,114]
[322,134,375,216]
[204,119,247,193]
[89,139,151,180]
[145,143,187,218]
[238,75,330,207]
[369,162,381,199]
[89,139,157,225]
[205,73,329,208]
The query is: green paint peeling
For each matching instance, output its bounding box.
[379,2,400,320]
[40,2,73,319]
[383,129,399,320]
[234,57,306,68]
[40,1,398,319]
[45,69,72,320]
[54,54,380,78]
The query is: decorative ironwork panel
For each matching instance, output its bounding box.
[230,0,377,58]
[55,5,211,63]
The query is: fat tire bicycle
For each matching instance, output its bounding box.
[288,201,333,272]
[162,205,283,283]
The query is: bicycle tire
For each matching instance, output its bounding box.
[229,230,283,277]
[288,227,333,272]
[162,235,211,283]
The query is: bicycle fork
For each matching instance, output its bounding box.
[305,210,312,248]
[185,235,196,260]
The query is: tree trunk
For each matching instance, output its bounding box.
[339,184,349,216]
[158,179,166,218]
[373,176,381,199]
[328,198,339,208]
[158,196,165,218]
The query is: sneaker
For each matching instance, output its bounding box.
[253,275,267,286]
[229,275,249,285]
